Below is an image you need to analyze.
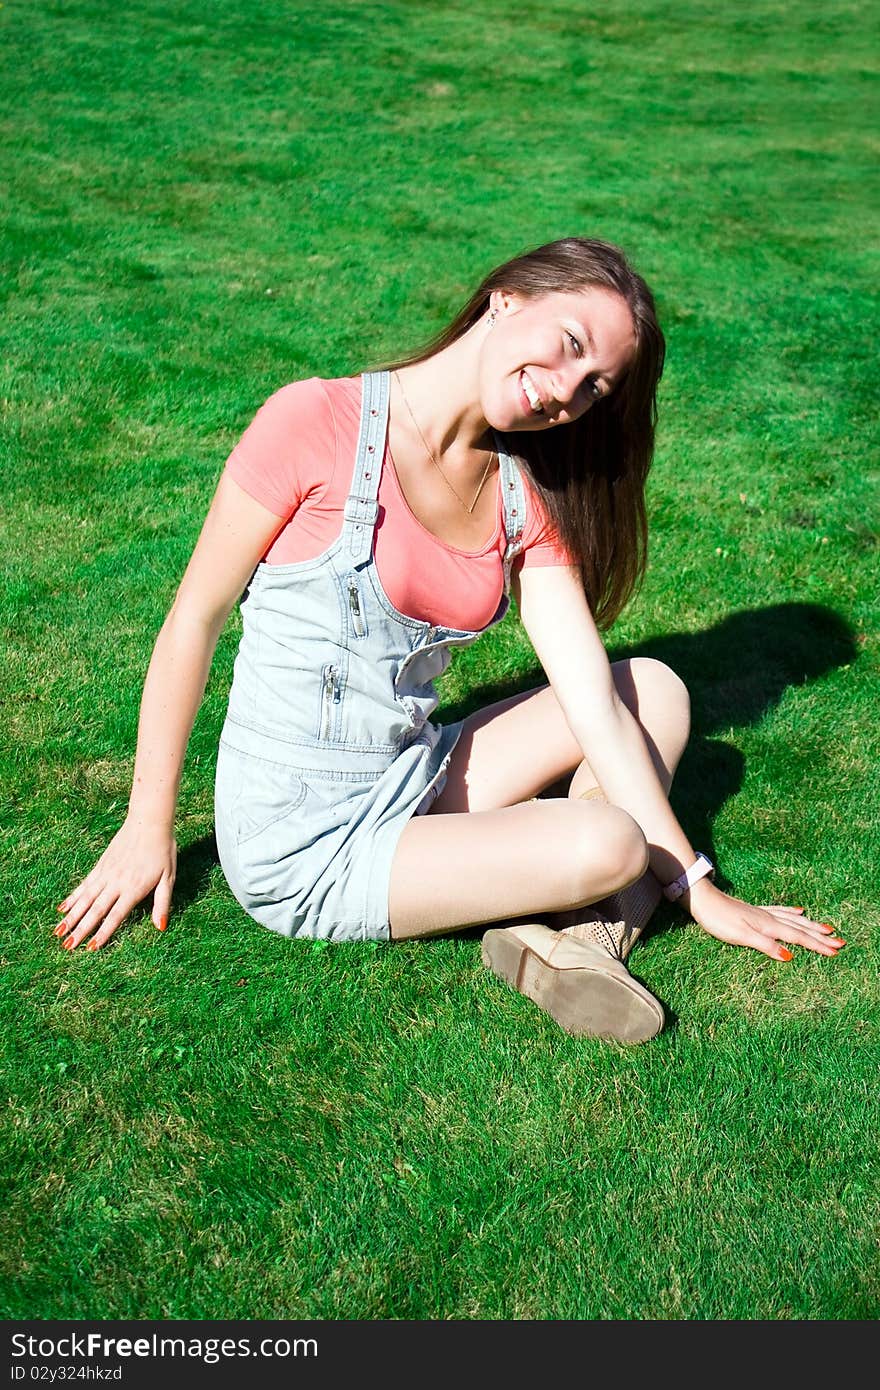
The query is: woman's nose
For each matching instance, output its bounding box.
[553,361,593,409]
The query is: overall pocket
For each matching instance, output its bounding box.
[232,757,308,846]
[346,574,368,639]
[318,662,345,740]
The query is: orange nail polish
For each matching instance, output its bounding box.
[86,940,99,951]
[53,922,67,938]
[779,948,793,961]
[63,937,75,950]
[157,915,168,932]
[56,903,67,913]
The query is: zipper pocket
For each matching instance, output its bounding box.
[347,577,367,638]
[320,663,342,739]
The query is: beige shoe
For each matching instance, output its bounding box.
[492,786,665,1040]
[480,921,664,1044]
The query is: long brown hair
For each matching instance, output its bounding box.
[390,237,665,630]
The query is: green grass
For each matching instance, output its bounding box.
[2,0,878,1320]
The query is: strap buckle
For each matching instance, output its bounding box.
[344,495,379,526]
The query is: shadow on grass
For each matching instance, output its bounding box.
[441,599,858,890]
[173,831,220,914]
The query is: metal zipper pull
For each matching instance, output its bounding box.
[347,577,366,637]
[320,664,339,739]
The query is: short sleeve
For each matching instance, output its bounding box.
[518,479,575,568]
[224,378,337,519]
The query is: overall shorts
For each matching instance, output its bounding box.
[214,371,527,941]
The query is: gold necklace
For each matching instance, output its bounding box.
[394,371,496,515]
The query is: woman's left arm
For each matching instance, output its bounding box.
[515,565,843,961]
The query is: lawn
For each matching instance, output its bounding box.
[1,0,878,1320]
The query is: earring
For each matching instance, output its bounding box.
[487,308,497,328]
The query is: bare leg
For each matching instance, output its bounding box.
[389,798,648,939]
[389,658,689,939]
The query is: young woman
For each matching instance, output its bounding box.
[54,238,843,1042]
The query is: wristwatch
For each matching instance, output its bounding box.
[662,852,715,902]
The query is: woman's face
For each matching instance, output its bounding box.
[478,285,636,431]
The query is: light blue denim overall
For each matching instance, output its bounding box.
[214,371,527,941]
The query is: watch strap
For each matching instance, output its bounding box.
[662,852,715,902]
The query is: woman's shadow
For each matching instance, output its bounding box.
[172,601,858,919]
[440,598,858,909]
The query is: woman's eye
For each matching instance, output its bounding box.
[587,378,602,400]
[566,331,582,356]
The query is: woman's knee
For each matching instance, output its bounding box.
[631,656,690,725]
[623,658,691,777]
[610,809,650,888]
[569,805,649,902]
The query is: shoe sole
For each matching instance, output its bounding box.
[481,929,664,1043]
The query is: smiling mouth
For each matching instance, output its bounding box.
[521,371,544,416]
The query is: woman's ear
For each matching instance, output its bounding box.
[489,288,518,316]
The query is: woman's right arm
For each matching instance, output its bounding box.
[56,472,288,952]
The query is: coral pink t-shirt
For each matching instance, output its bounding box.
[224,376,572,631]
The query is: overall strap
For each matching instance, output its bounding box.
[343,371,389,568]
[495,435,527,595]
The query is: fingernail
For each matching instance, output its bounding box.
[56,903,67,913]
[86,940,99,952]
[821,923,835,930]
[830,939,846,947]
[793,907,804,913]
[779,948,793,961]
[156,916,167,932]
[62,937,75,951]
[53,921,68,938]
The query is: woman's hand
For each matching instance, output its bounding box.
[687,880,845,960]
[54,818,177,952]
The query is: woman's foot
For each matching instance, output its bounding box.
[480,921,664,1043]
[483,786,666,1040]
